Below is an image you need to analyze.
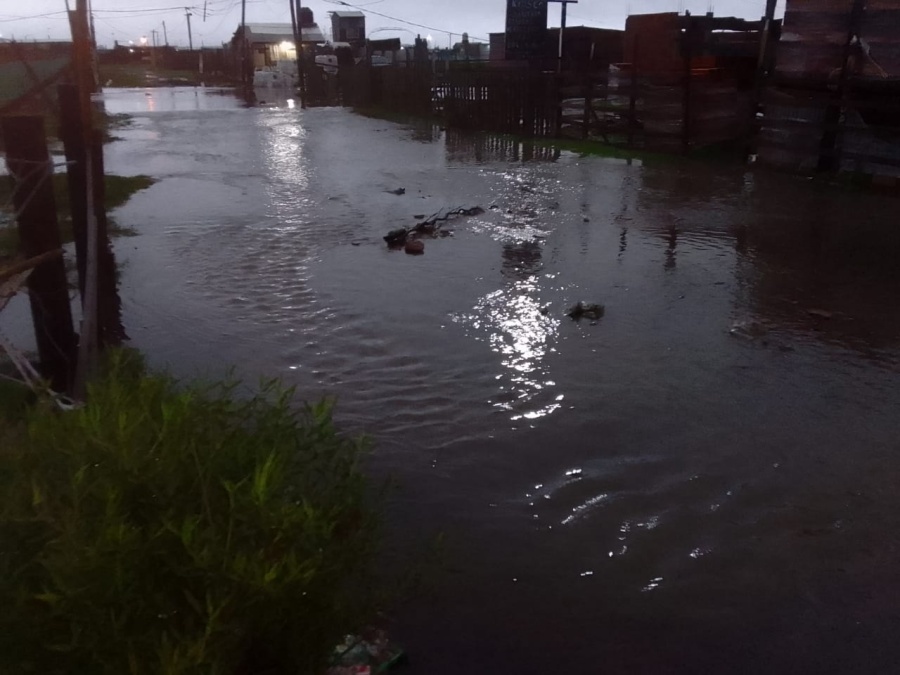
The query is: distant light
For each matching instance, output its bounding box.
[140,36,148,46]
[426,34,433,42]
[287,98,296,109]
[279,40,295,51]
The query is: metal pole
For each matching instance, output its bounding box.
[549,0,577,73]
[186,8,193,50]
[163,20,169,46]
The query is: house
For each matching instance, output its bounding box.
[331,11,366,49]
[239,20,326,71]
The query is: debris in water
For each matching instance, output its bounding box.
[807,309,834,319]
[383,206,484,250]
[383,229,408,247]
[387,188,406,196]
[326,631,408,675]
[729,319,769,340]
[405,240,425,255]
[413,214,425,219]
[567,302,605,321]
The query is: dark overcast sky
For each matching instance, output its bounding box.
[1,0,784,48]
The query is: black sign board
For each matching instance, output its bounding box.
[505,0,548,62]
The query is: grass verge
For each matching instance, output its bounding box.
[0,350,385,674]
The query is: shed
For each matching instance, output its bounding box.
[331,11,366,48]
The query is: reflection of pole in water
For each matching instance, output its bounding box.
[665,223,678,271]
[502,241,543,280]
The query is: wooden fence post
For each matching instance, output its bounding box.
[628,34,640,148]
[58,84,126,347]
[91,132,127,346]
[682,27,693,154]
[581,74,592,139]
[1,116,78,393]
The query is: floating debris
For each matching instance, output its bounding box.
[383,206,484,250]
[383,229,409,247]
[404,239,425,255]
[387,188,406,196]
[567,302,605,321]
[326,631,407,675]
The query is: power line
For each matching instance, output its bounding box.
[322,0,489,42]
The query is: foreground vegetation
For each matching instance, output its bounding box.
[0,353,384,674]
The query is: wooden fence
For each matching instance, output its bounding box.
[342,64,753,153]
[757,0,900,179]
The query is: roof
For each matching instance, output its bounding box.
[331,11,366,18]
[244,23,326,44]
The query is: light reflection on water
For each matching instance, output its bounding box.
[453,272,562,423]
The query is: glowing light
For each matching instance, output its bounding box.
[139,36,148,46]
[279,40,295,52]
[286,98,296,109]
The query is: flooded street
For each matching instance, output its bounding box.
[83,88,900,672]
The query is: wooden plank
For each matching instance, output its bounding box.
[0,249,64,284]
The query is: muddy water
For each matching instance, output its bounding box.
[97,88,900,673]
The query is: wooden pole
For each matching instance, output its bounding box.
[91,132,127,346]
[72,0,100,398]
[682,18,694,154]
[295,0,307,107]
[240,0,247,85]
[186,9,194,51]
[628,34,640,147]
[1,116,78,393]
[818,0,866,173]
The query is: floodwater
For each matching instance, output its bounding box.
[21,87,900,673]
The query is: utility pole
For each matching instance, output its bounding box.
[163,20,169,46]
[71,0,100,397]
[295,0,307,107]
[185,8,193,50]
[240,0,247,85]
[549,0,577,73]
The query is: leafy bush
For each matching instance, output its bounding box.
[0,353,382,674]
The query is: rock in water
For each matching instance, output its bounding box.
[567,302,605,320]
[384,229,408,246]
[405,239,425,255]
[388,187,406,195]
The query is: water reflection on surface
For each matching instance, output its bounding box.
[82,88,900,674]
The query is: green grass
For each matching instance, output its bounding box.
[0,174,155,260]
[99,63,233,89]
[0,351,385,674]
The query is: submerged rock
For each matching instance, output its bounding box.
[567,302,605,320]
